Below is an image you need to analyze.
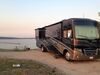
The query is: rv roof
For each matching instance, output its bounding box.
[63,18,96,22]
[36,18,97,29]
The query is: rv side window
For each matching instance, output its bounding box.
[63,29,72,38]
[39,30,45,39]
[63,30,68,38]
[39,31,42,38]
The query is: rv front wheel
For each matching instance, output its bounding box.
[65,52,71,61]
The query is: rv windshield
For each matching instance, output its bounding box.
[74,20,99,39]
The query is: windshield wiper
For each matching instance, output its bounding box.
[78,35,98,40]
[77,35,89,39]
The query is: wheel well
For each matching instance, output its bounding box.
[40,45,43,48]
[63,49,68,56]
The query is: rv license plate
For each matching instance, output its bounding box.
[89,56,94,59]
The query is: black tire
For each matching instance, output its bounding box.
[41,46,47,52]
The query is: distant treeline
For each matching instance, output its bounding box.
[0,37,34,39]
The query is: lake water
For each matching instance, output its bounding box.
[0,39,37,50]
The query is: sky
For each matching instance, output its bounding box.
[0,0,100,37]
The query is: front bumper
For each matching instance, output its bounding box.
[71,50,100,60]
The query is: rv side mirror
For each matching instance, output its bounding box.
[68,30,72,38]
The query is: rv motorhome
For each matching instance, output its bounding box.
[35,18,100,60]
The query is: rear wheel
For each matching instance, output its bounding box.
[41,46,47,52]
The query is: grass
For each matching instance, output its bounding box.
[0,48,31,52]
[0,48,38,52]
[0,49,12,51]
[0,58,65,75]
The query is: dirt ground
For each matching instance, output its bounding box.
[0,49,100,75]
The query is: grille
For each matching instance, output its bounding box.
[84,48,96,56]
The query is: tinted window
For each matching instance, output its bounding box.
[74,19,97,26]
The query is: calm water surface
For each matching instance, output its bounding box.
[0,39,37,49]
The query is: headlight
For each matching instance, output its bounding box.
[96,48,99,55]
